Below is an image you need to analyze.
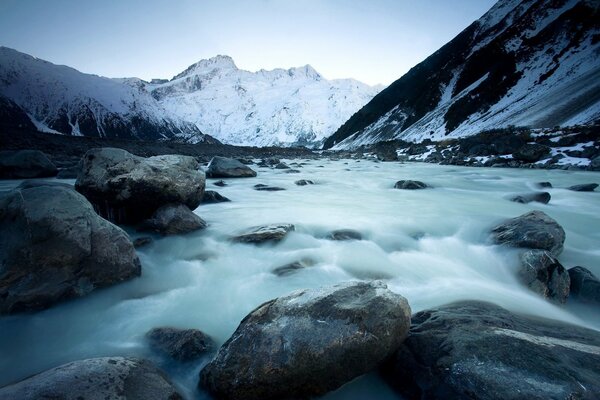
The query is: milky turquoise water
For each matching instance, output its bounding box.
[1,159,599,399]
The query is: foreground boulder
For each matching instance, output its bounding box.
[147,327,214,362]
[568,266,600,305]
[394,180,428,190]
[381,301,600,400]
[0,357,182,399]
[0,184,140,314]
[75,148,205,224]
[518,250,570,303]
[200,281,411,400]
[490,210,565,256]
[206,156,257,178]
[231,223,295,244]
[139,204,206,235]
[568,183,598,192]
[0,150,57,179]
[509,192,551,204]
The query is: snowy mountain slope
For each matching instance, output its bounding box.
[0,47,216,142]
[144,56,381,147]
[324,0,600,149]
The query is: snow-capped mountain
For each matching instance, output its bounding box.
[144,56,382,147]
[324,0,600,149]
[0,47,216,142]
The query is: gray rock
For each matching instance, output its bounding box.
[202,190,231,203]
[139,204,206,235]
[513,143,551,162]
[567,183,598,192]
[394,180,428,190]
[0,357,182,400]
[200,281,411,400]
[568,266,600,305]
[518,250,570,303]
[213,180,227,187]
[75,148,205,224]
[254,184,285,191]
[0,185,140,314]
[206,156,257,178]
[147,327,214,362]
[274,162,290,169]
[381,301,600,400]
[133,236,153,248]
[284,169,301,174]
[0,150,57,179]
[231,223,294,244]
[329,229,363,241]
[295,179,314,186]
[490,211,565,256]
[536,181,552,188]
[509,192,551,204]
[272,259,316,277]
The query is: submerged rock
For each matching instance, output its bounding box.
[147,327,214,362]
[568,266,600,305]
[394,180,428,190]
[329,229,363,241]
[381,301,600,400]
[272,259,316,277]
[490,210,565,256]
[518,250,570,303]
[200,281,411,400]
[295,179,314,186]
[75,148,205,224]
[254,184,285,191]
[0,185,140,314]
[0,357,182,399]
[0,150,57,179]
[214,180,227,187]
[139,204,206,235]
[206,156,257,178]
[536,181,552,188]
[231,223,294,244]
[509,192,551,204]
[567,183,598,192]
[202,190,231,203]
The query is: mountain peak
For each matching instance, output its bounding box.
[287,64,321,80]
[173,55,237,80]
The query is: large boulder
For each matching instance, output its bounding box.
[513,143,551,162]
[568,266,600,305]
[200,281,411,400]
[381,301,600,400]
[75,148,205,224]
[231,223,295,244]
[147,327,214,362]
[0,357,182,399]
[518,250,570,303]
[139,204,206,235]
[490,211,565,256]
[0,150,57,179]
[0,184,140,314]
[206,156,257,178]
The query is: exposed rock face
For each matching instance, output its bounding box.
[231,224,295,244]
[490,211,565,256]
[206,156,257,178]
[568,266,600,305]
[139,204,206,235]
[510,192,551,204]
[75,148,205,224]
[200,281,411,400]
[568,183,598,192]
[0,357,183,399]
[147,327,214,362]
[518,250,570,303]
[381,301,600,400]
[0,184,140,314]
[513,144,551,162]
[201,190,231,203]
[0,150,57,179]
[394,180,428,190]
[329,229,363,241]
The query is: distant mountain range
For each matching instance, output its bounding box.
[323,0,600,149]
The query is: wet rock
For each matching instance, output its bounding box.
[206,156,257,178]
[254,184,285,191]
[231,223,294,244]
[200,281,411,400]
[537,181,552,188]
[394,180,428,190]
[202,190,231,203]
[274,162,290,169]
[56,164,81,179]
[568,266,600,305]
[567,183,598,192]
[0,150,57,179]
[139,204,206,235]
[272,259,316,277]
[518,250,570,303]
[213,180,227,187]
[133,236,153,248]
[0,357,182,399]
[329,229,363,241]
[509,192,551,204]
[295,179,314,186]
[490,210,565,256]
[284,169,301,174]
[513,143,551,162]
[380,301,600,400]
[147,327,214,362]
[0,185,140,314]
[75,148,205,224]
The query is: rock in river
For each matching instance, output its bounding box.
[206,156,257,178]
[518,249,570,303]
[75,148,205,224]
[202,190,231,204]
[147,327,214,362]
[231,223,294,244]
[0,357,182,399]
[509,192,551,204]
[200,281,411,400]
[394,180,428,190]
[567,183,598,192]
[0,149,57,179]
[0,184,140,314]
[568,266,600,305]
[139,204,206,235]
[329,229,363,241]
[381,301,600,400]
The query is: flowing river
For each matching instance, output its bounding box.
[1,159,599,399]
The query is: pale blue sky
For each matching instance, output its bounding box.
[0,0,496,85]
